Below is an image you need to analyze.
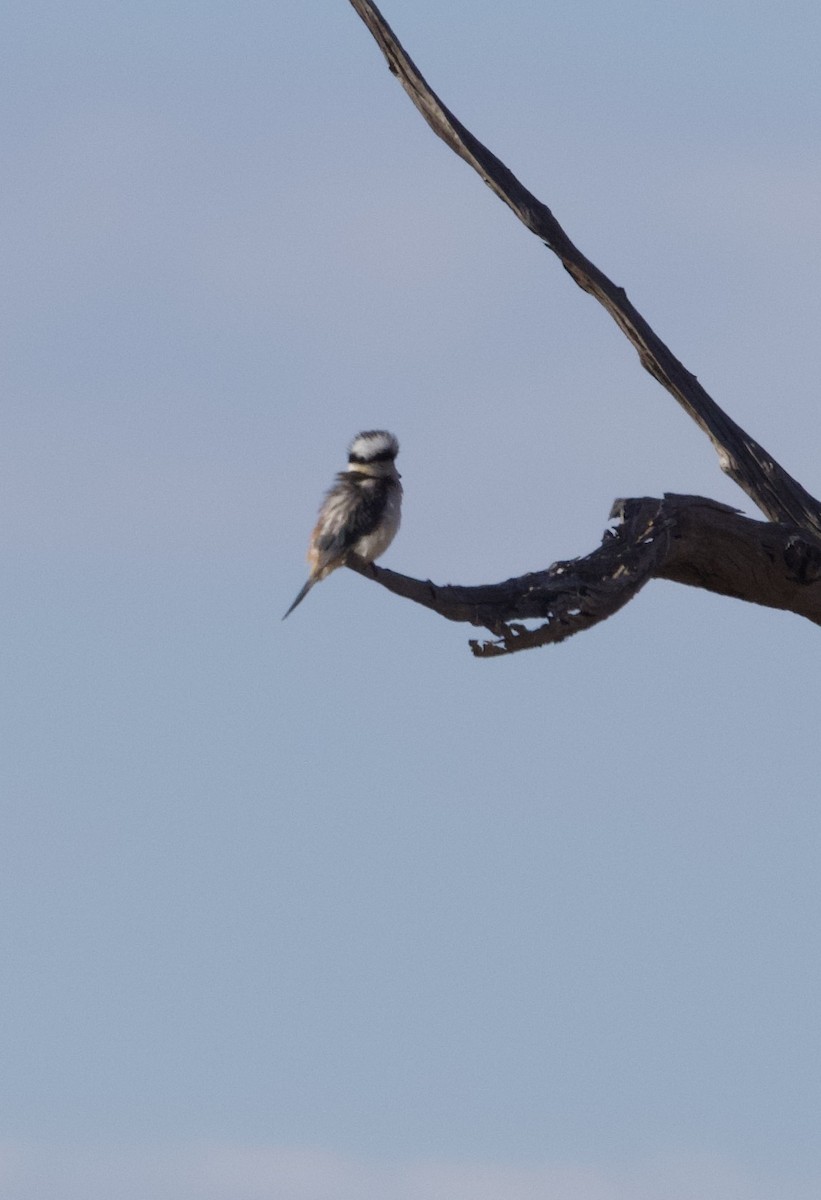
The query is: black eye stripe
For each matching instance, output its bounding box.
[348,450,396,464]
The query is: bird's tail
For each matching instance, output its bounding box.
[282,577,316,620]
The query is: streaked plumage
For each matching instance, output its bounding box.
[283,431,402,619]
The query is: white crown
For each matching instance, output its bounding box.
[348,430,399,462]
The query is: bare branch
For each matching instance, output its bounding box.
[347,0,821,538]
[346,496,821,656]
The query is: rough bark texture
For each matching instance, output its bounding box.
[348,496,821,656]
[344,1,821,654]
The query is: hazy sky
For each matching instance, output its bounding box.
[3,2,821,1198]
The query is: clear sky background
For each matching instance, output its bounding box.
[2,2,821,1198]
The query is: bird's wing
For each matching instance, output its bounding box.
[314,475,385,558]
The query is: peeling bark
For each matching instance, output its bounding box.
[348,496,821,656]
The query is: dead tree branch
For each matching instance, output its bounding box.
[347,496,821,657]
[347,0,821,540]
[342,2,821,653]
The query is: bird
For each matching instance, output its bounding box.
[283,430,402,619]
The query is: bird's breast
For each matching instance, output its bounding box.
[354,481,402,562]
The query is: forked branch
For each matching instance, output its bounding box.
[347,0,821,539]
[343,1,821,653]
[347,496,821,657]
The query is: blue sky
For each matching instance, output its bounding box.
[3,2,821,1198]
